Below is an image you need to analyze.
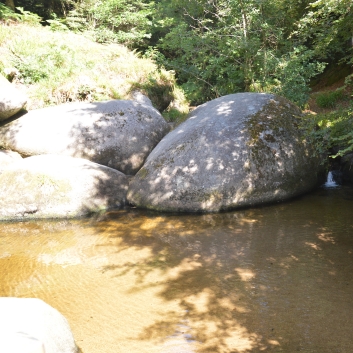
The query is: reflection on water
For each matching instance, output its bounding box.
[1,187,353,353]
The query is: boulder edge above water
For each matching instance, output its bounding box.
[0,154,129,221]
[128,93,322,212]
[0,149,22,174]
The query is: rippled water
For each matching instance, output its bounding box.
[1,186,353,353]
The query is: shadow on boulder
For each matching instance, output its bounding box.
[128,93,323,213]
[0,154,129,221]
[0,99,169,175]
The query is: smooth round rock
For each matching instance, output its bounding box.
[0,149,22,174]
[0,154,129,220]
[0,75,27,121]
[0,297,77,353]
[0,332,45,353]
[128,93,322,212]
[0,99,169,174]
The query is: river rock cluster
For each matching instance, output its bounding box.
[0,75,323,220]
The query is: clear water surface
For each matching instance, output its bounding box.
[1,186,353,353]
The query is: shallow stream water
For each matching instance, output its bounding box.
[1,186,353,353]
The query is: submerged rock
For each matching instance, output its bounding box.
[0,99,169,175]
[0,154,128,220]
[0,297,77,353]
[0,75,27,121]
[128,93,322,212]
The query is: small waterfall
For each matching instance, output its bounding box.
[324,171,339,188]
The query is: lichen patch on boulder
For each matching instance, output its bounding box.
[127,93,322,212]
[0,99,169,175]
[0,154,129,220]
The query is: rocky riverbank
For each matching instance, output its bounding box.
[0,79,325,219]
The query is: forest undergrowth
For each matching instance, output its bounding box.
[0,0,352,162]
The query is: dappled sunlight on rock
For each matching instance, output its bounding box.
[128,93,322,213]
[0,154,129,220]
[0,99,169,175]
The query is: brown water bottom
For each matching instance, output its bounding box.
[1,186,353,353]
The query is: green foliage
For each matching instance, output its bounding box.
[46,14,69,31]
[3,0,346,108]
[269,48,326,107]
[328,107,353,157]
[60,9,87,32]
[129,69,189,121]
[16,7,42,25]
[303,104,353,160]
[0,3,20,20]
[130,70,174,112]
[2,0,351,106]
[1,0,153,47]
[10,39,74,84]
[63,0,153,47]
[0,22,182,111]
[315,88,347,109]
[293,0,353,64]
[1,4,48,25]
[152,0,326,106]
[12,0,71,20]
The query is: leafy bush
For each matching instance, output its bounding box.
[131,70,173,112]
[161,85,189,124]
[16,7,42,25]
[269,48,326,107]
[63,0,153,47]
[0,5,42,25]
[153,0,326,107]
[0,22,185,112]
[0,3,20,21]
[130,69,189,120]
[13,0,72,21]
[10,39,75,84]
[303,104,353,160]
[329,107,353,157]
[46,17,69,32]
[315,88,347,108]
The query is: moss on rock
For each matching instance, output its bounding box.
[127,93,322,213]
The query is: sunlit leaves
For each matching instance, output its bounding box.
[293,0,353,61]
[153,0,325,106]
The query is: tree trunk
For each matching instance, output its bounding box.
[44,0,55,17]
[239,0,253,90]
[5,0,15,11]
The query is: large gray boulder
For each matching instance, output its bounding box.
[0,149,22,174]
[128,93,321,212]
[0,99,169,175]
[0,154,128,220]
[0,74,27,121]
[0,297,77,353]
